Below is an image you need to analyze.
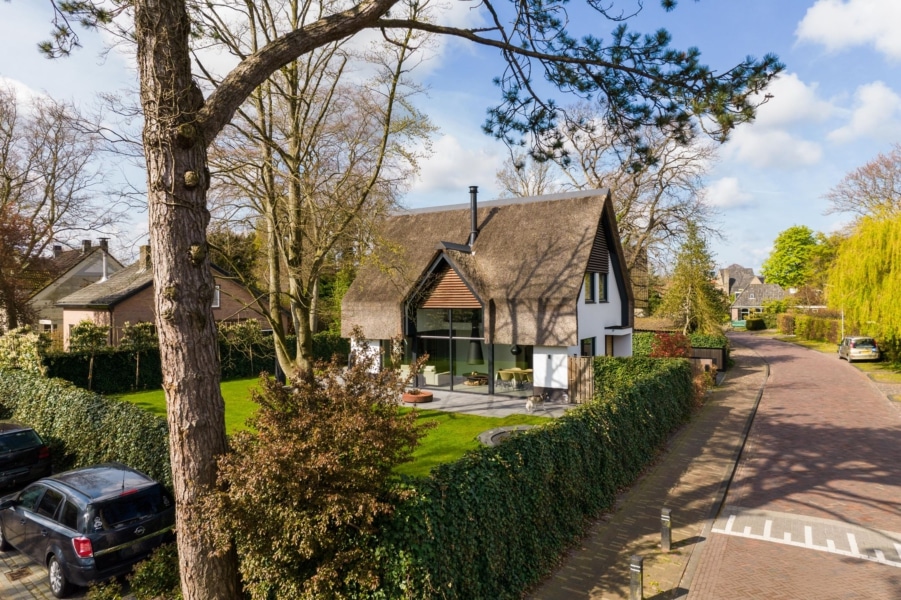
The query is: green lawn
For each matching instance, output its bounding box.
[396,408,552,478]
[114,377,263,434]
[115,381,553,477]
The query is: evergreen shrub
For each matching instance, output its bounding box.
[374,357,693,599]
[0,369,171,489]
[777,313,795,335]
[745,318,766,331]
[632,332,654,356]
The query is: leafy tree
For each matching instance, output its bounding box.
[36,1,782,596]
[760,225,819,289]
[119,321,158,390]
[217,319,271,377]
[203,345,428,599]
[68,320,110,390]
[826,144,901,219]
[199,0,434,380]
[658,222,728,334]
[0,326,47,374]
[827,214,901,344]
[0,87,120,329]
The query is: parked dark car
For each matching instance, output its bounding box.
[0,463,175,598]
[838,336,881,363]
[0,421,52,491]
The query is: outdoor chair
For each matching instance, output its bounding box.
[497,371,515,389]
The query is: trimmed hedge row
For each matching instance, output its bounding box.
[42,332,351,395]
[0,369,171,489]
[633,331,729,357]
[374,357,694,599]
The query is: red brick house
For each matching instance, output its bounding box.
[55,246,268,349]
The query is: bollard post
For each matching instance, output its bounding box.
[629,555,643,600]
[661,507,672,553]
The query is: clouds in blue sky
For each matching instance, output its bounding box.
[1,0,899,271]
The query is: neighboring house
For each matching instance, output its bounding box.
[730,283,786,320]
[55,245,267,349]
[341,188,634,401]
[715,263,763,300]
[28,239,125,339]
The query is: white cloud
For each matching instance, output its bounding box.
[796,0,901,60]
[703,177,754,209]
[753,73,836,127]
[0,76,45,105]
[827,81,901,143]
[724,127,822,169]
[410,134,503,197]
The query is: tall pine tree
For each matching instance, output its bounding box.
[658,222,728,334]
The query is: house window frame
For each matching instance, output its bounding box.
[212,285,221,309]
[598,272,608,303]
[584,273,597,303]
[580,336,595,357]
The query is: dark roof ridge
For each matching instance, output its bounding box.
[395,189,610,216]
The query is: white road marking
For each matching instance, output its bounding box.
[711,507,901,569]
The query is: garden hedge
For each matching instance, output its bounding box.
[0,368,171,489]
[373,357,694,599]
[41,331,351,395]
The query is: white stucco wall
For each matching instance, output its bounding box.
[576,256,628,356]
[533,346,570,390]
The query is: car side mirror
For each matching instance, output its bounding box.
[0,499,15,510]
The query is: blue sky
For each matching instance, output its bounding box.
[2,0,900,271]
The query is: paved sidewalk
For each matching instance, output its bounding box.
[528,340,768,599]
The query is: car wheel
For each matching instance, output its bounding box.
[0,520,9,551]
[48,555,72,598]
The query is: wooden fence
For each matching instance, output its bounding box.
[568,356,594,404]
[690,347,728,371]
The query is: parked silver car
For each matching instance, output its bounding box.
[838,336,880,363]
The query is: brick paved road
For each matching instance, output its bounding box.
[688,333,901,599]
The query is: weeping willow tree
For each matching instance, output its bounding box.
[827,215,901,347]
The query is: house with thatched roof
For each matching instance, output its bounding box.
[55,245,268,349]
[341,188,634,401]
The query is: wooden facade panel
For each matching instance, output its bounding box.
[422,269,481,308]
[586,221,609,273]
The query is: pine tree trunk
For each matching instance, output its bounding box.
[135,1,240,597]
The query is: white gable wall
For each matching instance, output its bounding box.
[576,255,627,356]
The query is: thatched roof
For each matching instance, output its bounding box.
[342,189,633,346]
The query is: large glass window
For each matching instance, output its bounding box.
[411,308,487,394]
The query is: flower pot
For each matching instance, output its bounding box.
[402,391,433,403]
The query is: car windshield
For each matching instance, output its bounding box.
[94,486,173,529]
[0,429,41,453]
[853,339,876,348]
